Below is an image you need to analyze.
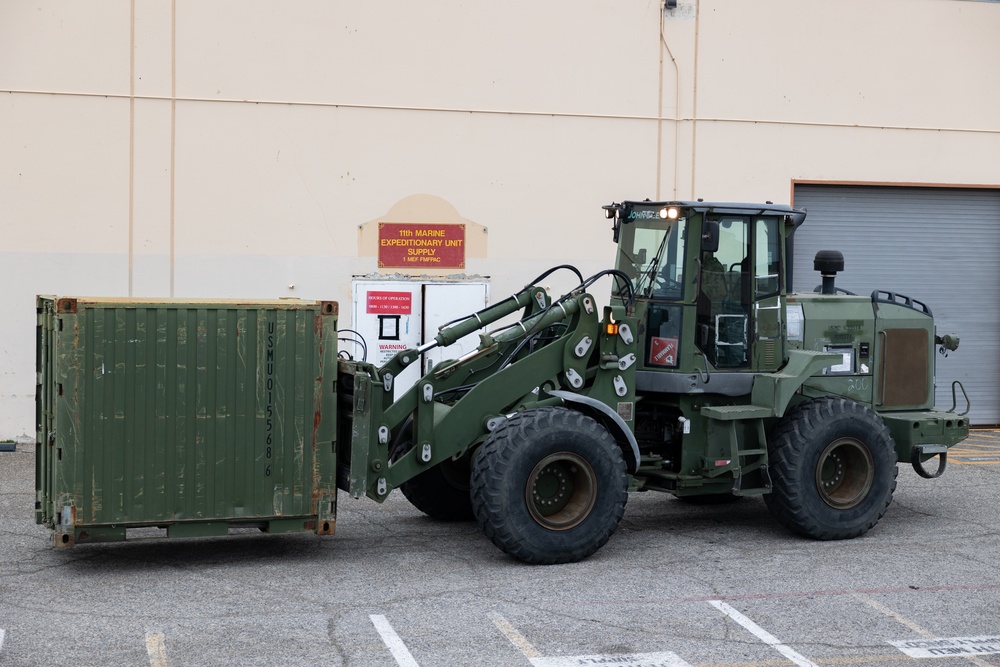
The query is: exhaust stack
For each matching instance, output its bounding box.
[814,250,845,295]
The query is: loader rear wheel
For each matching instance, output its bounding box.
[764,397,897,540]
[470,407,628,564]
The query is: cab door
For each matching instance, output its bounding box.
[696,216,750,369]
[750,217,784,372]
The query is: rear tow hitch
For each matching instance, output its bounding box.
[911,444,948,479]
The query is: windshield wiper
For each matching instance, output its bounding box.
[636,231,671,298]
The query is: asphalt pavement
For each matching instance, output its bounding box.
[1,431,998,667]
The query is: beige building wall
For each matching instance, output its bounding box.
[2,0,998,435]
[673,0,1000,200]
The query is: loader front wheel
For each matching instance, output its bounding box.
[395,448,474,521]
[471,407,628,564]
[764,397,897,540]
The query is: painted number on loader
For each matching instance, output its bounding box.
[847,377,871,393]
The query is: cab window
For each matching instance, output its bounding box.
[616,217,687,301]
[754,217,781,298]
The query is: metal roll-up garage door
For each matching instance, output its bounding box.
[791,184,1000,425]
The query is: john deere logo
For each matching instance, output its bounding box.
[628,210,659,220]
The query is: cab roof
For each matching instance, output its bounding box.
[615,200,803,217]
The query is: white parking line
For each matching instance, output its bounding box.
[0,628,6,653]
[370,614,420,667]
[709,600,818,667]
[145,631,168,667]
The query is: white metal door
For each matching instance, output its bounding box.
[350,280,490,400]
[422,282,491,374]
[351,281,423,400]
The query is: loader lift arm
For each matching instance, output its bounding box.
[337,272,639,506]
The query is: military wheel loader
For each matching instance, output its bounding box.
[338,200,970,564]
[35,200,971,561]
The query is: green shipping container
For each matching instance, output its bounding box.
[35,296,339,546]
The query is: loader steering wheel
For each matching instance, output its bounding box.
[652,275,683,299]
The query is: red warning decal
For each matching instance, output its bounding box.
[649,337,678,367]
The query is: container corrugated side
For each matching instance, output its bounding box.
[35,296,339,546]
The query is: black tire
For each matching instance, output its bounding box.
[391,428,474,521]
[470,407,628,564]
[764,397,897,540]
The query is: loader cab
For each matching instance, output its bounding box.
[607,200,800,375]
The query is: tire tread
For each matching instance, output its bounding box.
[764,397,897,540]
[470,407,628,564]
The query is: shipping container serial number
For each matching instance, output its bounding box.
[264,321,275,477]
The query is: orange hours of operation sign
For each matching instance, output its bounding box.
[378,223,466,269]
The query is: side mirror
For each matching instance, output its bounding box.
[701,220,720,253]
[603,203,623,242]
[787,209,807,229]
